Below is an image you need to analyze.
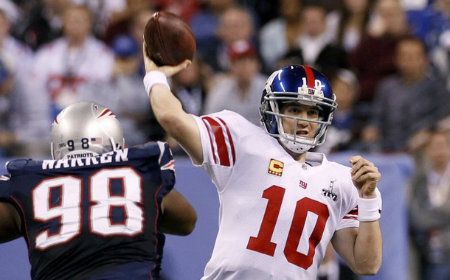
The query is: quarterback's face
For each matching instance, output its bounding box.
[280,103,320,139]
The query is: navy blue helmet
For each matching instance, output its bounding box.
[260,65,337,153]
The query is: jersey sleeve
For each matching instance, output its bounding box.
[1,160,30,201]
[336,167,360,231]
[338,205,359,230]
[156,141,175,197]
[192,111,241,191]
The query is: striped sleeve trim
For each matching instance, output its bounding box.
[157,141,175,172]
[343,207,358,220]
[0,175,10,181]
[201,116,236,167]
[161,159,175,171]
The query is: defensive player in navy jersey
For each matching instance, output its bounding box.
[0,102,197,280]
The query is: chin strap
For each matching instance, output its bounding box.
[279,137,314,154]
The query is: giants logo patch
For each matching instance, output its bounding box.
[299,180,308,189]
[268,159,284,176]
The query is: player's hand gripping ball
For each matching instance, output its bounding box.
[144,11,196,66]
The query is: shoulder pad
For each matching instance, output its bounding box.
[128,142,162,160]
[6,159,39,175]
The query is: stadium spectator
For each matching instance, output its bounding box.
[102,1,154,44]
[73,0,127,37]
[153,0,200,22]
[31,4,114,119]
[259,0,303,70]
[274,48,304,70]
[430,30,450,91]
[350,0,411,104]
[125,7,168,141]
[317,69,361,154]
[326,0,374,52]
[189,0,236,66]
[361,36,450,152]
[199,5,256,72]
[406,0,450,52]
[297,3,336,66]
[298,3,349,74]
[204,40,266,125]
[77,35,154,146]
[409,127,450,280]
[0,4,50,157]
[164,57,208,155]
[13,0,70,50]
[128,7,154,49]
[172,57,207,116]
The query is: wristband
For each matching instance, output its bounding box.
[358,189,382,222]
[143,71,170,95]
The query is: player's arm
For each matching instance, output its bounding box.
[331,156,382,275]
[142,44,203,164]
[332,222,381,275]
[159,189,197,236]
[0,202,22,243]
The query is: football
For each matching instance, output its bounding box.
[143,11,196,66]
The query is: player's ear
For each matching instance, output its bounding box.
[176,60,191,70]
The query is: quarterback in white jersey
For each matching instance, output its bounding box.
[141,45,382,279]
[195,110,360,278]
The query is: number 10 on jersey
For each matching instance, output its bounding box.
[247,185,329,269]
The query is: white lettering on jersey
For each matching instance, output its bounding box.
[115,149,128,162]
[55,159,70,169]
[70,158,85,167]
[33,167,143,250]
[42,149,129,170]
[100,152,113,163]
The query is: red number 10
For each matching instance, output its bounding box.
[246,185,329,269]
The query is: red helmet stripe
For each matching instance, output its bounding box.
[304,65,315,89]
[98,109,115,118]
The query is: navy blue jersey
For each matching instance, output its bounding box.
[0,142,175,280]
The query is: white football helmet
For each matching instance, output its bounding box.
[51,102,125,160]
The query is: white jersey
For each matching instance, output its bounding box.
[194,110,359,280]
[32,37,114,116]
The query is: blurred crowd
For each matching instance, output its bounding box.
[0,0,449,278]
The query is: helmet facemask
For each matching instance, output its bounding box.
[260,66,337,154]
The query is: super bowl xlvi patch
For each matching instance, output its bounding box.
[322,179,337,201]
[268,159,284,176]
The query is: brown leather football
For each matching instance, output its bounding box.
[144,11,196,66]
